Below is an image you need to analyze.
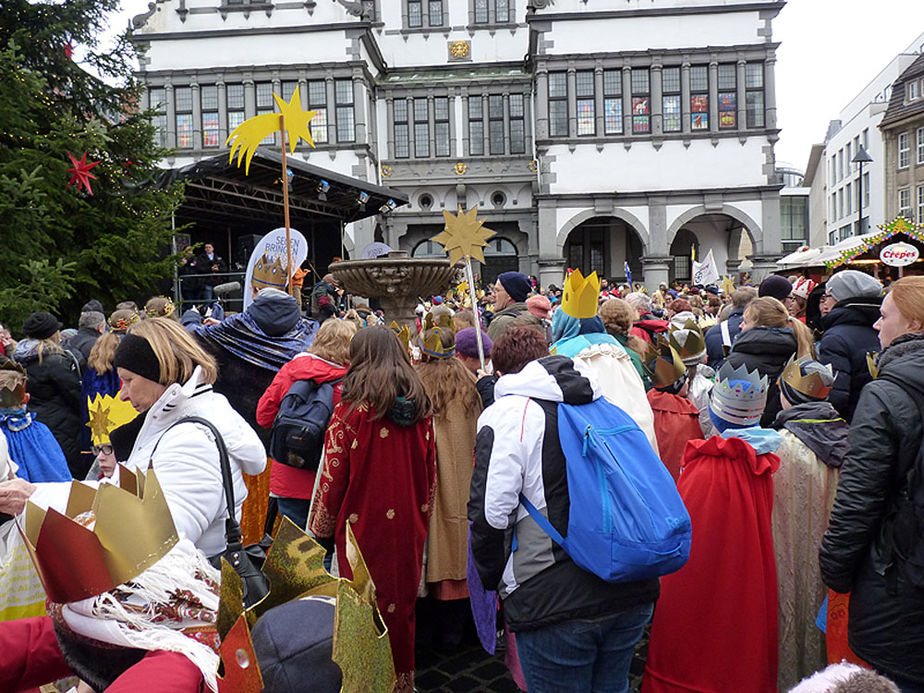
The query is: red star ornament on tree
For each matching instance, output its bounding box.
[66,150,100,195]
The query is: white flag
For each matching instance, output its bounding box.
[692,249,720,286]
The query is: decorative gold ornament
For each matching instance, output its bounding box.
[453,161,467,175]
[430,206,496,265]
[449,40,470,58]
[226,86,317,174]
[528,159,539,172]
[561,268,601,319]
[381,164,393,177]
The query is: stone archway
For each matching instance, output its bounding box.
[560,214,647,283]
[666,205,761,282]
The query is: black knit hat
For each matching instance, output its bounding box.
[497,271,532,303]
[22,311,63,340]
[758,275,792,302]
[112,334,161,383]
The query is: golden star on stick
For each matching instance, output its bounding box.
[430,206,496,265]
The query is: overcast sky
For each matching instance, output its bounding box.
[104,0,924,171]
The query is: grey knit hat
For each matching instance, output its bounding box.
[826,270,883,303]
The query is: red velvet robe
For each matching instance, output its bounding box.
[308,402,436,690]
[644,435,780,693]
[646,389,703,482]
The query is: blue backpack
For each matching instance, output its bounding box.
[521,397,691,583]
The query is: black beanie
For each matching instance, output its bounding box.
[22,312,63,340]
[758,275,792,302]
[497,272,531,303]
[112,334,161,383]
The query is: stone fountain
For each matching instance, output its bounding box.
[330,251,458,329]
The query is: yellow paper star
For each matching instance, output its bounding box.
[226,86,317,174]
[86,392,138,446]
[431,206,496,265]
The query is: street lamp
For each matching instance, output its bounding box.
[852,144,873,236]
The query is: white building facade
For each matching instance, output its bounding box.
[132,0,785,288]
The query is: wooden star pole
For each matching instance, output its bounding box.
[279,113,293,296]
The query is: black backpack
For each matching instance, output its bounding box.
[269,378,341,470]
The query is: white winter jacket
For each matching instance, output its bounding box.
[124,366,266,557]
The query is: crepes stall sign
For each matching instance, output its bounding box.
[879,242,919,267]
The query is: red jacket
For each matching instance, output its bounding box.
[256,353,347,499]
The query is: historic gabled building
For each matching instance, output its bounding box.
[881,52,924,224]
[132,0,784,288]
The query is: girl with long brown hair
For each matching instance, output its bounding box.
[308,325,436,693]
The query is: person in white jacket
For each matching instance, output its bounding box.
[112,317,266,558]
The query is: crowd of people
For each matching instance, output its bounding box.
[0,264,922,693]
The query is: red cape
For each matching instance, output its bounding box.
[647,390,703,482]
[644,435,780,693]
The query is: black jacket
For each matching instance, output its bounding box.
[817,297,882,422]
[772,400,849,468]
[819,333,924,684]
[704,308,744,368]
[724,326,797,427]
[67,327,99,363]
[197,252,228,286]
[13,343,84,476]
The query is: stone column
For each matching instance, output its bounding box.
[651,60,663,136]
[191,82,201,150]
[427,92,435,157]
[622,66,632,135]
[641,256,672,292]
[502,92,511,155]
[594,66,604,137]
[566,68,577,139]
[764,53,778,130]
[736,59,746,132]
[535,67,549,140]
[165,82,176,149]
[708,59,718,134]
[325,77,336,143]
[243,78,256,118]
[449,90,459,158]
[460,90,470,156]
[680,61,691,134]
[353,76,367,144]
[537,202,565,289]
[217,80,228,143]
[385,96,395,159]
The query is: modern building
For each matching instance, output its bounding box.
[776,163,809,254]
[131,0,785,289]
[815,32,924,247]
[881,52,924,224]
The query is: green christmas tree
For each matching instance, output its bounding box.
[0,0,184,332]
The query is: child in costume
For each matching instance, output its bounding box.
[644,361,781,693]
[0,358,71,484]
[771,356,844,690]
[668,319,716,437]
[644,339,704,482]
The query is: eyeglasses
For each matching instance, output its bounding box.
[92,444,114,456]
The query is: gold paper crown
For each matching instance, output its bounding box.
[645,336,687,390]
[561,269,600,319]
[86,392,139,447]
[417,312,455,358]
[669,319,706,365]
[779,356,835,401]
[0,358,27,409]
[389,321,410,351]
[251,253,287,291]
[20,467,178,604]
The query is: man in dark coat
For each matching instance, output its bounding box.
[816,270,883,422]
[196,242,228,305]
[485,272,532,342]
[67,302,106,363]
[704,287,757,368]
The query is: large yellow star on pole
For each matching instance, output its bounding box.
[430,206,496,265]
[226,86,317,174]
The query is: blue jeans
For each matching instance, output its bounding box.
[514,602,653,693]
[276,497,310,531]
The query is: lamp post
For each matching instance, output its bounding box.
[852,144,874,236]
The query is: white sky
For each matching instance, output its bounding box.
[104,0,924,172]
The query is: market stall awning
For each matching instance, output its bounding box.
[821,217,924,270]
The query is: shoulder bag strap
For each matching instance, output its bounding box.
[150,416,242,548]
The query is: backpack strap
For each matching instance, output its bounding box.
[520,495,566,547]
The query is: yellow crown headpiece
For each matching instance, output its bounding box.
[389,321,411,351]
[779,356,835,401]
[86,392,140,447]
[417,312,455,358]
[20,467,178,604]
[251,253,287,292]
[561,269,600,319]
[0,358,27,409]
[668,319,706,365]
[644,336,687,391]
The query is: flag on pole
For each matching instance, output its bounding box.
[692,249,720,286]
[624,261,633,287]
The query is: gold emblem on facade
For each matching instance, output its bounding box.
[449,40,470,58]
[454,161,467,175]
[381,164,393,177]
[528,159,539,172]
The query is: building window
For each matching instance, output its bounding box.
[394,98,410,158]
[576,71,595,136]
[548,72,568,137]
[662,67,681,133]
[307,80,328,144]
[690,65,708,131]
[256,82,276,145]
[918,185,924,223]
[845,182,852,216]
[473,0,510,24]
[908,80,919,102]
[468,97,484,155]
[487,94,504,154]
[863,172,870,209]
[411,98,428,157]
[631,68,650,134]
[201,85,219,148]
[407,0,444,28]
[148,87,167,148]
[830,194,836,222]
[745,61,764,128]
[335,79,355,143]
[509,93,525,154]
[780,196,808,246]
[898,132,910,168]
[603,70,623,135]
[899,187,911,218]
[917,127,924,165]
[226,83,245,133]
[717,64,736,129]
[174,86,193,149]
[845,141,852,173]
[434,97,450,157]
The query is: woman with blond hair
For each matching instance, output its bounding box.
[821,276,924,689]
[256,318,357,528]
[309,326,436,693]
[414,321,482,647]
[725,296,815,427]
[112,317,266,557]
